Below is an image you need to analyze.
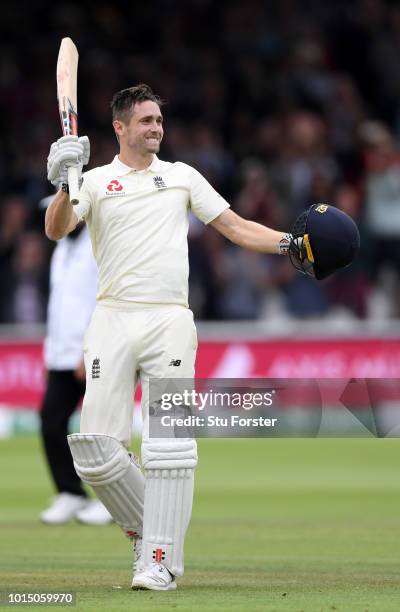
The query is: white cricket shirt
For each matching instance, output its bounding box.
[74,155,229,307]
[44,227,98,369]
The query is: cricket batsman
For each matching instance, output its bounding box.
[45,84,359,591]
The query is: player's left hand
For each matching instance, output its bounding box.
[288,234,315,276]
[278,233,308,262]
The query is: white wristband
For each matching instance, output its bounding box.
[278,233,292,255]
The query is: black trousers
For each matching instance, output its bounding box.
[40,370,87,497]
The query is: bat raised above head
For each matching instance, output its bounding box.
[56,37,80,204]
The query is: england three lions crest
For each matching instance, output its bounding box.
[153,176,167,189]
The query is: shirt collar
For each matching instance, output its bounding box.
[111,154,162,176]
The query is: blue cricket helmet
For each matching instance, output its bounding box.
[289,203,360,280]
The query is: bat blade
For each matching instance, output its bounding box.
[57,37,78,135]
[56,37,80,204]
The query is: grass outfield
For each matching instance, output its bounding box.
[1,436,400,611]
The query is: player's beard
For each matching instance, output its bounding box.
[127,136,161,156]
[143,136,161,153]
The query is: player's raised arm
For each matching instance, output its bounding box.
[45,189,78,240]
[210,208,291,255]
[211,204,360,280]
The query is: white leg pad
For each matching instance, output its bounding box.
[139,439,197,576]
[68,433,144,538]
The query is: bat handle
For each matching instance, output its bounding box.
[67,165,80,205]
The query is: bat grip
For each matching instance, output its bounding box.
[67,166,80,205]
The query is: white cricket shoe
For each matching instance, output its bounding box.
[75,500,113,525]
[132,563,177,591]
[40,493,87,524]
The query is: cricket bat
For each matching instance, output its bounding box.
[56,37,80,204]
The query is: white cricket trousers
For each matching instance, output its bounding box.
[80,304,198,447]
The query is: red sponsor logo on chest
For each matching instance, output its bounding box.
[106,179,124,194]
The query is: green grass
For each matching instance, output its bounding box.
[1,436,400,611]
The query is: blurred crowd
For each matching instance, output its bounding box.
[1,0,400,322]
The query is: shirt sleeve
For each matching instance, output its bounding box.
[187,165,230,224]
[73,172,94,223]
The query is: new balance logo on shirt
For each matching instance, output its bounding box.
[169,359,181,366]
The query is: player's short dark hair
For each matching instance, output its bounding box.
[110,84,163,124]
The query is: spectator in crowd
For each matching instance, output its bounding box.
[0,231,49,323]
[211,159,282,319]
[0,194,30,289]
[267,111,340,215]
[359,120,400,316]
[360,121,400,273]
[327,183,370,318]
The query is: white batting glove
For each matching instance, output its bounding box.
[47,135,90,190]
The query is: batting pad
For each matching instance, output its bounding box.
[139,439,197,576]
[68,433,144,538]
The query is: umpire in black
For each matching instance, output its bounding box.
[39,199,111,525]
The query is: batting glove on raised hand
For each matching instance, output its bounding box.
[47,135,90,190]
